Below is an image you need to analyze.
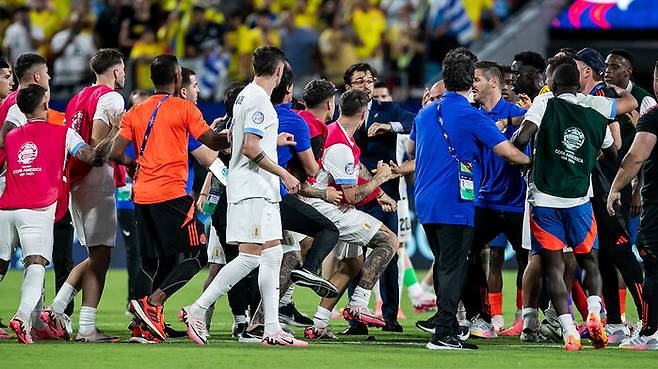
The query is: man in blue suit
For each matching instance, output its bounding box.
[338,63,416,334]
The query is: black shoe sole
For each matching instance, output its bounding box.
[291,272,339,298]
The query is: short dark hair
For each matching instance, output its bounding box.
[150,54,179,86]
[552,63,580,91]
[343,63,378,86]
[270,62,294,105]
[443,47,478,92]
[302,79,335,109]
[224,81,247,118]
[558,48,578,58]
[0,57,10,70]
[252,46,286,77]
[547,54,577,71]
[16,84,47,115]
[181,67,196,88]
[501,65,512,75]
[513,51,546,72]
[339,89,370,117]
[373,81,387,89]
[474,61,503,81]
[609,49,634,68]
[14,53,46,82]
[90,49,123,75]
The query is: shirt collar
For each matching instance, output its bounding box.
[625,80,634,93]
[336,122,354,147]
[442,91,470,105]
[276,102,293,110]
[556,92,578,103]
[488,97,507,115]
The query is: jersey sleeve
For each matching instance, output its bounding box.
[409,117,417,141]
[66,128,87,155]
[601,126,614,149]
[243,101,269,138]
[323,144,357,185]
[472,114,506,149]
[185,101,210,139]
[640,96,658,115]
[93,91,125,126]
[637,108,658,136]
[188,135,202,152]
[581,95,616,120]
[292,118,311,153]
[524,95,549,128]
[5,104,27,127]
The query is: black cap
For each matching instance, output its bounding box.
[576,48,605,75]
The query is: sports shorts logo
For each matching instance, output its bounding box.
[17,142,38,165]
[252,111,265,124]
[562,127,585,151]
[344,163,355,175]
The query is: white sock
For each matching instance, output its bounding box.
[586,295,602,319]
[351,286,372,308]
[279,285,294,307]
[78,306,96,335]
[190,252,260,317]
[51,282,77,314]
[31,286,46,330]
[313,306,331,329]
[260,245,283,336]
[558,313,578,338]
[408,283,424,299]
[522,307,538,330]
[234,314,247,324]
[17,264,46,321]
[373,280,382,303]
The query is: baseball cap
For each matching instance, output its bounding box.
[576,48,605,75]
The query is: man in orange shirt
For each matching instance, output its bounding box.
[109,55,229,342]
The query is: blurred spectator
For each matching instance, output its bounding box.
[386,3,424,87]
[185,5,224,58]
[30,0,61,55]
[318,15,358,87]
[119,0,160,56]
[280,10,319,90]
[463,0,501,37]
[94,0,127,49]
[2,6,44,64]
[51,11,96,95]
[351,0,386,70]
[292,0,321,29]
[237,9,281,79]
[129,27,166,90]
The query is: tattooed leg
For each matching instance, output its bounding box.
[358,226,399,290]
[249,251,302,326]
[319,256,364,311]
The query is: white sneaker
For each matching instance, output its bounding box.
[491,315,504,332]
[605,323,630,344]
[469,315,497,339]
[178,306,209,345]
[619,331,658,350]
[411,292,437,313]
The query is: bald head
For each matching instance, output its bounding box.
[430,80,445,101]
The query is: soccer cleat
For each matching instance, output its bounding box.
[619,331,658,350]
[587,312,608,349]
[75,329,121,343]
[261,330,308,347]
[129,321,160,344]
[9,316,33,344]
[342,322,369,335]
[39,309,71,341]
[239,325,264,343]
[469,316,497,339]
[290,269,338,298]
[0,327,11,339]
[427,335,479,350]
[605,323,630,344]
[491,315,504,332]
[304,325,337,340]
[564,334,582,351]
[164,323,187,339]
[279,302,313,327]
[232,322,248,338]
[343,305,385,328]
[412,292,437,313]
[31,326,59,340]
[179,306,209,345]
[129,297,166,341]
[499,319,523,337]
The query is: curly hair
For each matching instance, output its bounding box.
[442,47,478,92]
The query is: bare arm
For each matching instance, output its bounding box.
[109,135,136,169]
[191,145,218,168]
[196,172,213,211]
[0,121,17,149]
[608,84,639,115]
[299,181,343,205]
[196,128,230,151]
[242,133,300,193]
[510,119,537,151]
[608,121,622,150]
[342,162,392,204]
[74,143,103,167]
[406,139,416,159]
[492,141,531,165]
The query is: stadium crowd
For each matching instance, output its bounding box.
[0,0,529,100]
[1,0,658,354]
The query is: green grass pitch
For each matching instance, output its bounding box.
[0,269,656,369]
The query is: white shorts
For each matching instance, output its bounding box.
[0,203,56,264]
[333,240,363,260]
[70,190,117,247]
[207,225,226,264]
[282,231,305,254]
[303,197,382,247]
[226,198,282,245]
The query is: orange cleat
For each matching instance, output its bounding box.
[564,334,582,351]
[587,312,608,349]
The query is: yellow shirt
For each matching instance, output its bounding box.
[351,8,385,59]
[463,0,494,28]
[130,41,167,89]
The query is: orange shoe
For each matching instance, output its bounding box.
[129,297,166,341]
[499,319,523,337]
[587,312,608,349]
[564,334,582,351]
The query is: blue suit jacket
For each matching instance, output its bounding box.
[334,100,415,201]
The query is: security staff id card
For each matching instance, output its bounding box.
[458,162,474,201]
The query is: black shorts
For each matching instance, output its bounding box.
[135,195,207,259]
[473,206,524,253]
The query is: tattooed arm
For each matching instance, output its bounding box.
[299,182,343,205]
[342,161,393,204]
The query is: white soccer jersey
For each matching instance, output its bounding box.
[226,82,280,203]
[5,103,27,127]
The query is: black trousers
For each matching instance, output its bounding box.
[591,195,644,324]
[117,208,140,301]
[52,211,74,316]
[637,202,658,334]
[423,223,473,337]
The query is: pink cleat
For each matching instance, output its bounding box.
[32,326,59,340]
[412,292,437,313]
[261,330,308,347]
[39,310,70,340]
[343,305,385,328]
[0,327,11,339]
[9,316,33,344]
[179,306,209,345]
[499,319,523,337]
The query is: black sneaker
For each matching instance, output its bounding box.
[382,320,403,333]
[342,322,369,335]
[457,325,470,341]
[427,335,479,350]
[164,323,187,338]
[416,319,436,334]
[279,302,313,327]
[232,322,248,338]
[239,325,264,343]
[291,269,339,298]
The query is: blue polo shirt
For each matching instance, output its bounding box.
[276,102,311,196]
[475,98,528,212]
[411,92,506,226]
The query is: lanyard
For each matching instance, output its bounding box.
[435,102,465,166]
[139,95,170,157]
